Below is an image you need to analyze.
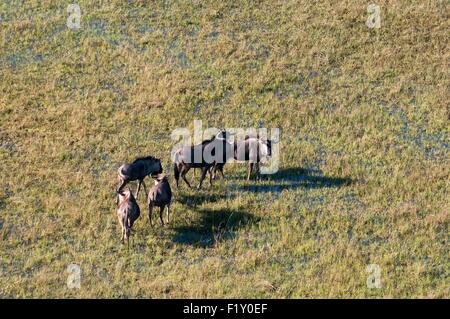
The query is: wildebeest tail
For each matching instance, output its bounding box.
[173,150,182,181]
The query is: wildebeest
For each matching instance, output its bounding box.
[117,188,140,245]
[117,156,163,201]
[213,135,274,180]
[148,173,172,226]
[173,131,234,189]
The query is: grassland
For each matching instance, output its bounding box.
[0,0,448,298]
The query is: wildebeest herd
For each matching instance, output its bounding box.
[116,130,275,245]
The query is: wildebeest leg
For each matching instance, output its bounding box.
[211,166,217,180]
[126,219,130,248]
[256,162,261,180]
[174,163,180,188]
[209,167,213,186]
[148,202,153,227]
[135,180,142,198]
[215,164,223,180]
[197,167,208,189]
[121,227,125,244]
[141,180,148,197]
[212,166,221,180]
[159,206,165,226]
[181,166,192,188]
[166,204,170,224]
[247,163,254,180]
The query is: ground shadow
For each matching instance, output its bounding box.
[172,208,258,248]
[176,191,229,208]
[238,167,353,193]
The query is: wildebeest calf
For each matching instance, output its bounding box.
[117,188,140,245]
[148,174,172,227]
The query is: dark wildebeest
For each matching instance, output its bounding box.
[173,131,234,189]
[148,173,172,227]
[117,156,163,201]
[117,188,140,246]
[213,135,274,180]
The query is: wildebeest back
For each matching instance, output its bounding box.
[148,179,172,207]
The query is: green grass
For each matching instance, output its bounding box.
[0,0,448,298]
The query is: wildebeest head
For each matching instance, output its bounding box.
[151,173,167,185]
[117,188,132,204]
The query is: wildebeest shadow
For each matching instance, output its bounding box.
[172,208,258,247]
[238,167,353,193]
[176,191,229,208]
